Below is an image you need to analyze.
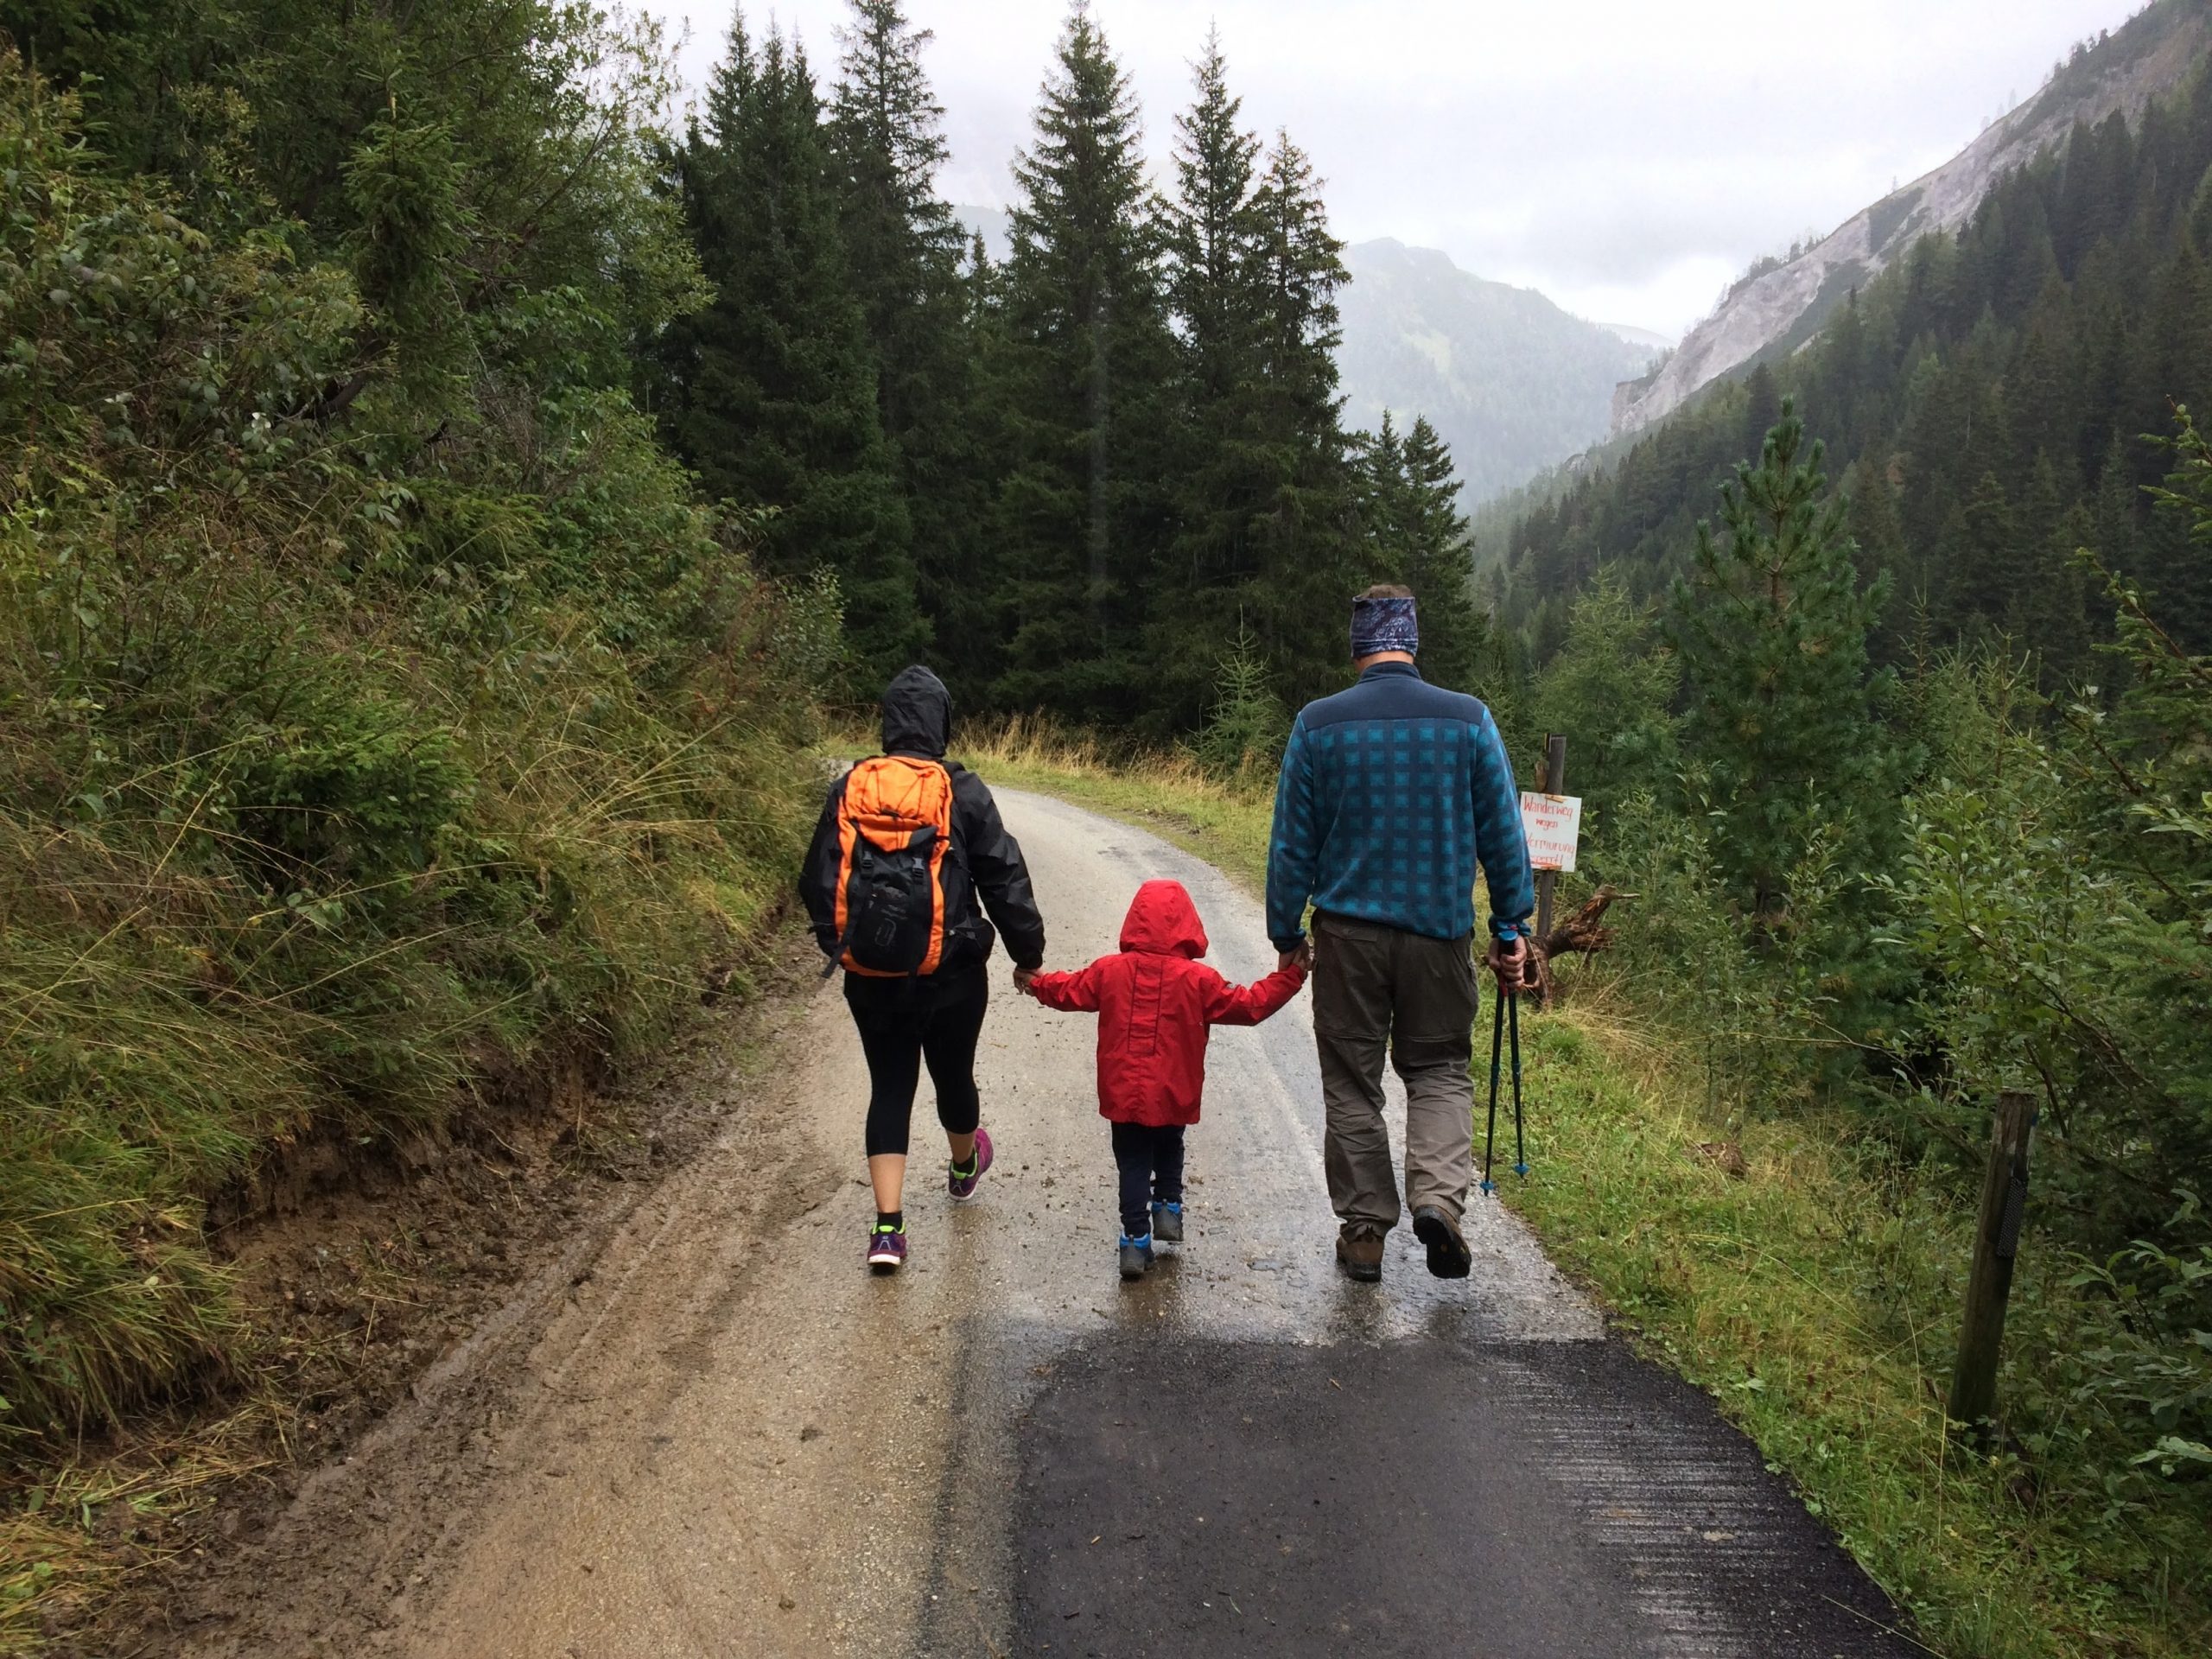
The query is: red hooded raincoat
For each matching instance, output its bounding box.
[1027,880,1305,1128]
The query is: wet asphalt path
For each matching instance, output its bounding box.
[380,789,1916,1658]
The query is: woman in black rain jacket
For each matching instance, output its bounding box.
[798,666,1046,1271]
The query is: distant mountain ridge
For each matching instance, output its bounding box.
[951,208,1664,503]
[1611,0,2212,437]
[1335,239,1662,502]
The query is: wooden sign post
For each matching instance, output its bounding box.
[1519,737,1578,1007]
[1531,734,1568,941]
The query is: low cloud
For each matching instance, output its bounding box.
[658,0,2137,336]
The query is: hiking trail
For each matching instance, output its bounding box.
[149,790,1916,1658]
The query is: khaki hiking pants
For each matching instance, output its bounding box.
[1311,912,1479,1231]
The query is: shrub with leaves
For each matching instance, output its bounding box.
[0,46,826,1450]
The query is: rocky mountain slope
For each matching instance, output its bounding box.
[1611,0,2212,438]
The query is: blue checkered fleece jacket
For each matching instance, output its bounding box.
[1265,661,1535,950]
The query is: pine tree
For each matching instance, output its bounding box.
[1147,29,1268,726]
[1155,105,1360,720]
[658,13,926,686]
[1665,401,1895,912]
[1356,415,1484,692]
[993,2,1175,719]
[1396,418,1484,690]
[1242,129,1361,709]
[1163,29,1261,412]
[827,0,990,697]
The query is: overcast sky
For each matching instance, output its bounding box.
[649,0,2143,338]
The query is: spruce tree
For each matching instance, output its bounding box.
[827,0,990,697]
[1357,414,1484,693]
[1241,130,1362,709]
[1147,31,1265,726]
[1665,401,1895,912]
[1395,417,1484,690]
[993,2,1174,719]
[1153,72,1359,723]
[656,13,926,689]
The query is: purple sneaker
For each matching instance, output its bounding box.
[948,1127,994,1201]
[866,1224,907,1272]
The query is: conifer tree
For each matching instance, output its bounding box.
[1396,416,1485,689]
[1242,130,1362,707]
[1665,402,1895,912]
[1153,71,1360,721]
[1148,32,1268,725]
[657,13,926,685]
[993,2,1174,719]
[827,0,989,696]
[1357,415,1484,692]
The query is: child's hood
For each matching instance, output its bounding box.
[1118,879,1208,960]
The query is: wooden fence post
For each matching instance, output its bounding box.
[1947,1089,2037,1438]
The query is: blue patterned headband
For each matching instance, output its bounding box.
[1351,594,1419,658]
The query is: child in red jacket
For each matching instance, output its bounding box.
[1026,879,1306,1279]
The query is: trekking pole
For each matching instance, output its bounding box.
[1480,988,1505,1196]
[1509,985,1529,1179]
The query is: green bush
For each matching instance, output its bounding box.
[0,51,829,1453]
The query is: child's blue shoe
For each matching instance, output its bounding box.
[1150,1201,1184,1243]
[1117,1232,1154,1281]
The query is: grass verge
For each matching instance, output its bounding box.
[961,723,2208,1659]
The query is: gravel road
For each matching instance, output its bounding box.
[155,788,1919,1658]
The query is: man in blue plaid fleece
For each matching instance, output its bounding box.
[1265,584,1537,1282]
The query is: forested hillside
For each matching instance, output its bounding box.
[0,0,840,1459]
[649,8,1484,730]
[1478,35,2212,1647]
[1502,35,2212,677]
[1611,0,2212,437]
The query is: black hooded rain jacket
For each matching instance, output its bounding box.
[798,666,1047,974]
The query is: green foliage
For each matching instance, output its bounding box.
[1565,391,2212,1639]
[1357,413,1484,692]
[1188,626,1287,785]
[0,40,823,1453]
[989,2,1176,721]
[1665,401,1897,912]
[652,11,925,689]
[1526,573,1681,825]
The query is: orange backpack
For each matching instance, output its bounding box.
[825,755,957,978]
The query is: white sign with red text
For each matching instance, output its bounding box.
[1519,792,1583,874]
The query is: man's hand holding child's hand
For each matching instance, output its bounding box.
[1012,963,1039,995]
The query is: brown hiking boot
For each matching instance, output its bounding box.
[1335,1225,1384,1282]
[1411,1205,1472,1280]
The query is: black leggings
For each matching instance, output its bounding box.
[846,966,988,1157]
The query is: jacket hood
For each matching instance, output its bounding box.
[880,665,951,759]
[1119,879,1208,959]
